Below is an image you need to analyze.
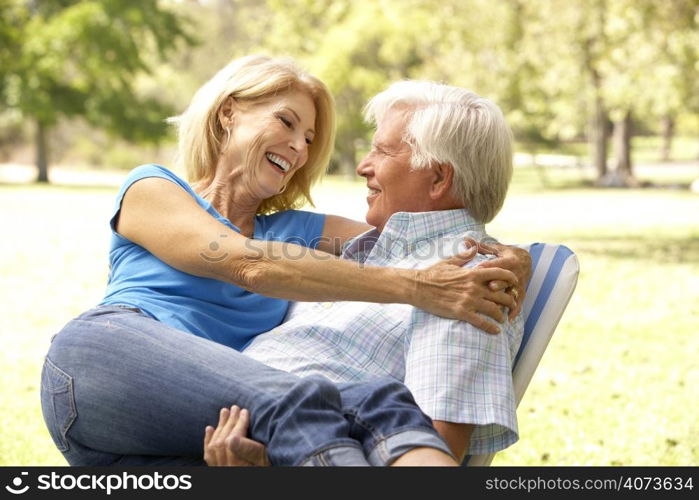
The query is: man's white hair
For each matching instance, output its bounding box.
[364,80,513,223]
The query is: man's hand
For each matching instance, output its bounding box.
[203,406,270,467]
[475,240,532,320]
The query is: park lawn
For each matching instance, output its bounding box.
[515,135,699,165]
[489,195,699,465]
[1,172,697,466]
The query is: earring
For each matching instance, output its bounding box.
[278,183,287,194]
[223,127,231,151]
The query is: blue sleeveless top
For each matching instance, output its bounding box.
[100,164,326,350]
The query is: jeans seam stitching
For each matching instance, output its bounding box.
[297,441,363,466]
[369,428,443,464]
[344,409,388,463]
[44,357,70,393]
[44,356,76,452]
[60,377,77,440]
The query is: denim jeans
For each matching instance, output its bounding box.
[40,306,451,466]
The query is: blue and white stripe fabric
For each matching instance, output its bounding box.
[465,243,579,465]
[513,243,579,403]
[244,209,524,455]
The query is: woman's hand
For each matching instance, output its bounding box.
[203,406,270,467]
[475,240,532,320]
[415,244,518,334]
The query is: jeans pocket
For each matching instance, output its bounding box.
[40,356,77,453]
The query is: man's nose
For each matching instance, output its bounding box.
[356,156,372,177]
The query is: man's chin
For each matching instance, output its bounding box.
[365,214,385,232]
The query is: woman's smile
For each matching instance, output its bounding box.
[265,152,292,174]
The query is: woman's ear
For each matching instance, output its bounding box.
[429,163,455,200]
[217,96,236,129]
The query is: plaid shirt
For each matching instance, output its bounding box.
[244,209,524,454]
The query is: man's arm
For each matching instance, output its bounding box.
[404,247,524,464]
[405,310,521,463]
[433,421,475,464]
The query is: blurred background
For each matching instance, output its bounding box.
[1,0,697,466]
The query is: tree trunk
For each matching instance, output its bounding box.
[36,120,49,183]
[329,133,357,178]
[599,111,638,187]
[614,110,632,177]
[660,114,674,162]
[580,1,609,185]
[340,141,357,178]
[591,96,608,181]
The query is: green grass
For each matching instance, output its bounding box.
[488,192,699,465]
[631,136,699,164]
[1,170,698,466]
[516,135,699,165]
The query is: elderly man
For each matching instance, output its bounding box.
[206,80,528,465]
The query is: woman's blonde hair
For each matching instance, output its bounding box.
[170,55,335,214]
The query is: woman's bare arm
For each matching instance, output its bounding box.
[316,214,372,256]
[116,178,518,330]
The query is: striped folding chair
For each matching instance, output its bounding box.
[465,243,580,466]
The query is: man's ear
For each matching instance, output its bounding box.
[429,163,455,200]
[217,96,236,129]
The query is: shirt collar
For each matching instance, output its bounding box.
[343,209,485,263]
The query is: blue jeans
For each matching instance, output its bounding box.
[41,306,451,466]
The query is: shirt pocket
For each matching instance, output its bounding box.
[40,356,77,453]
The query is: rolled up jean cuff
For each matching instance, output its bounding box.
[298,442,369,466]
[367,429,456,466]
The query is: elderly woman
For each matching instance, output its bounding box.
[40,56,521,467]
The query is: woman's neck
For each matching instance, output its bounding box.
[195,169,260,238]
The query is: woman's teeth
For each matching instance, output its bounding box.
[368,188,380,195]
[266,153,291,173]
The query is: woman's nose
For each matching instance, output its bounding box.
[290,135,307,154]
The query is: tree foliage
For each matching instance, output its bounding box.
[254,0,696,179]
[1,0,696,184]
[0,0,196,181]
